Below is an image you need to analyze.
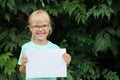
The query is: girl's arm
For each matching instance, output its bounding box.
[19,55,28,73]
[63,53,71,66]
[19,65,25,73]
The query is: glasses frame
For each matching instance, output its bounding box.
[31,24,49,31]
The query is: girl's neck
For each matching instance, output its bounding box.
[34,39,48,45]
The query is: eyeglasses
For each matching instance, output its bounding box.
[31,25,49,31]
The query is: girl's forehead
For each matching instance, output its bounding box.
[31,21,48,26]
[30,15,50,25]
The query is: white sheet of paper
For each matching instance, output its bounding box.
[26,48,67,78]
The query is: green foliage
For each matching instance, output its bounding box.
[116,26,120,38]
[0,52,17,76]
[62,0,87,24]
[0,52,12,68]
[86,4,114,20]
[102,69,119,80]
[0,27,30,52]
[93,31,111,56]
[0,0,120,80]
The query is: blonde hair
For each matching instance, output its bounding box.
[28,10,52,40]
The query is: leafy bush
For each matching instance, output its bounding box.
[0,0,120,80]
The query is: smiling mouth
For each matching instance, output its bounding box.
[36,32,45,36]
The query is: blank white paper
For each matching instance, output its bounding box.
[25,48,67,78]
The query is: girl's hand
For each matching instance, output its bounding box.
[21,55,28,66]
[63,53,71,66]
[19,55,28,73]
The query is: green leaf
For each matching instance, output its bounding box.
[81,15,86,24]
[9,31,16,42]
[109,45,118,56]
[7,0,15,10]
[0,52,13,68]
[5,13,11,22]
[4,42,17,51]
[107,0,112,6]
[93,31,111,55]
[107,27,116,35]
[0,0,7,8]
[0,31,8,41]
[100,4,114,20]
[41,2,45,8]
[67,69,74,80]
[4,58,17,76]
[68,3,78,17]
[103,70,119,80]
[75,13,81,24]
[106,12,110,21]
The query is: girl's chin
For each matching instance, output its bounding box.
[35,35,47,40]
[36,37,46,41]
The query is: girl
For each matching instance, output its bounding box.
[18,9,71,80]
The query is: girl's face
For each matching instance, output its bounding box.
[30,22,50,41]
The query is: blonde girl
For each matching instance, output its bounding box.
[18,10,71,80]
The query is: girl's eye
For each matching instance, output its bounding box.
[34,26,39,28]
[42,25,47,27]
[32,25,48,30]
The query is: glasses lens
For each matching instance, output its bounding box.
[32,26,39,30]
[32,25,48,30]
[42,25,48,29]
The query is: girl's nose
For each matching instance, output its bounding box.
[38,27,43,31]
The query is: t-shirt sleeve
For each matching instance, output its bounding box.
[18,46,25,65]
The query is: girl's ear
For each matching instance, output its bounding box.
[29,26,33,32]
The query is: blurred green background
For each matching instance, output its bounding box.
[0,0,120,80]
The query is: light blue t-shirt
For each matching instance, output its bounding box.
[18,41,59,80]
